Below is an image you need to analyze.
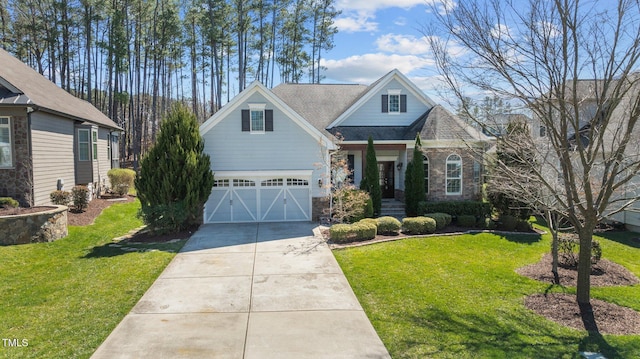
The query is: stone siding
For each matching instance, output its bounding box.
[312,196,330,222]
[0,206,68,245]
[0,115,33,207]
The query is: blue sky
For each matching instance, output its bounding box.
[320,0,451,99]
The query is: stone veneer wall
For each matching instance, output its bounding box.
[312,196,330,222]
[0,206,68,245]
[0,115,33,207]
[409,147,482,202]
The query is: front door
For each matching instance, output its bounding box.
[378,162,395,198]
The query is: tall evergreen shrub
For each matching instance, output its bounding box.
[404,134,426,216]
[135,105,214,232]
[360,135,382,215]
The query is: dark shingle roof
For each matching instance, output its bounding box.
[0,48,121,130]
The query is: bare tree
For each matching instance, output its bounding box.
[426,0,640,307]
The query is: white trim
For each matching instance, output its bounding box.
[0,116,12,168]
[200,81,336,150]
[327,69,437,128]
[213,170,313,178]
[445,153,463,195]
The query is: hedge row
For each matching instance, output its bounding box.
[401,217,436,235]
[418,201,491,218]
[330,221,377,243]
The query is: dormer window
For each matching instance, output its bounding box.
[381,90,407,113]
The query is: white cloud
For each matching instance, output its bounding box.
[334,12,378,33]
[375,34,430,55]
[321,53,434,84]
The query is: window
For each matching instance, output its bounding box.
[389,94,400,113]
[0,117,12,167]
[78,129,90,161]
[249,103,266,133]
[261,178,283,187]
[423,155,429,193]
[446,154,462,195]
[381,91,406,113]
[213,179,229,187]
[539,125,547,137]
[92,130,98,160]
[287,178,308,186]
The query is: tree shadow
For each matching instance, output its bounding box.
[578,302,621,358]
[595,230,640,249]
[469,230,542,244]
[82,240,186,258]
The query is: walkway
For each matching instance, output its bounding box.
[91,222,390,358]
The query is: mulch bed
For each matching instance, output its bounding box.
[67,195,136,226]
[519,253,640,335]
[525,293,640,335]
[517,253,640,287]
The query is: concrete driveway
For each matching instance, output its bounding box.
[91,222,391,359]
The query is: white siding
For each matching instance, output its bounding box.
[96,127,112,193]
[203,92,327,197]
[339,79,429,127]
[30,112,75,205]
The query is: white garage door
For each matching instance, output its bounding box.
[204,171,312,223]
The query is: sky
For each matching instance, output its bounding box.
[319,0,451,101]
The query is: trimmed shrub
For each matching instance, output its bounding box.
[354,220,377,240]
[376,216,401,235]
[359,218,378,229]
[418,201,492,218]
[329,221,377,243]
[71,186,89,212]
[329,224,353,243]
[50,190,71,205]
[360,136,382,215]
[363,197,374,218]
[402,217,436,235]
[107,168,136,197]
[424,212,452,230]
[499,215,518,231]
[457,215,476,227]
[0,197,19,208]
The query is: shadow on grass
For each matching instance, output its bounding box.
[596,230,640,249]
[577,302,621,358]
[396,305,629,358]
[82,240,187,258]
[469,230,542,245]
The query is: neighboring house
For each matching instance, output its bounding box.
[0,49,122,207]
[199,69,489,223]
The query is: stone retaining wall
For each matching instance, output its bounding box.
[0,206,68,245]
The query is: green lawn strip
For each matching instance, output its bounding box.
[0,201,186,359]
[334,229,640,358]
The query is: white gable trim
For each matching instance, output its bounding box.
[327,69,437,129]
[200,81,336,149]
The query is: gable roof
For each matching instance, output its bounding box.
[200,81,336,149]
[326,69,438,129]
[0,48,121,130]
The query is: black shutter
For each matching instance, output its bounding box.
[241,109,250,131]
[381,94,388,113]
[400,94,407,112]
[265,110,274,131]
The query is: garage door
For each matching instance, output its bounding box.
[204,172,312,223]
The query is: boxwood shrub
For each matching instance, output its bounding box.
[0,197,19,208]
[457,214,477,227]
[402,217,436,235]
[376,216,401,235]
[424,212,452,230]
[329,220,377,243]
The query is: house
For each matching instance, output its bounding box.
[199,69,489,223]
[0,49,121,207]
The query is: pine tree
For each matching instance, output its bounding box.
[136,104,214,232]
[404,134,425,216]
[360,135,381,215]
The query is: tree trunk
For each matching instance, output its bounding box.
[546,210,560,284]
[576,226,594,305]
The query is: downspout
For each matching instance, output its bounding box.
[26,106,38,207]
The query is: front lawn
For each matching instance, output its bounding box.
[0,200,186,359]
[333,226,640,358]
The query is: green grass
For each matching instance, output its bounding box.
[0,200,185,358]
[333,225,640,358]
